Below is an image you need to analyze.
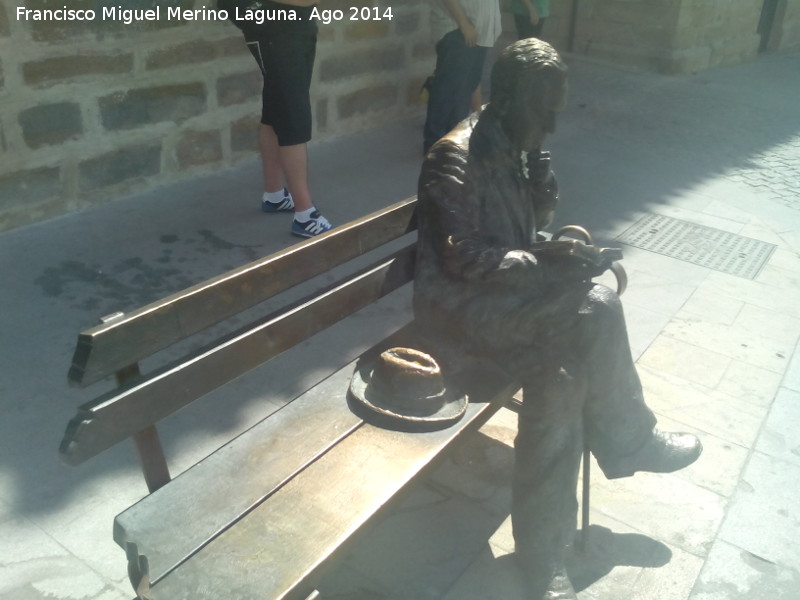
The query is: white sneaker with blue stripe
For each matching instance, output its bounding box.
[262,188,295,213]
[291,211,332,238]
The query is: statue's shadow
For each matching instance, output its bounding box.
[567,524,672,591]
[454,525,671,598]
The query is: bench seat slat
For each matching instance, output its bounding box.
[114,363,366,583]
[143,376,517,599]
[69,198,417,387]
[60,248,415,466]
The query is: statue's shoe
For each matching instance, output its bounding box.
[542,569,577,600]
[602,429,702,480]
[518,564,577,600]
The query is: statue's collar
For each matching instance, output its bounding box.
[470,109,531,175]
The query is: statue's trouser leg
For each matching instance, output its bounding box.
[574,286,657,468]
[509,286,657,594]
[513,369,585,597]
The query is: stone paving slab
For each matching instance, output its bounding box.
[638,336,733,390]
[756,387,800,469]
[689,539,800,600]
[717,451,800,569]
[783,346,800,394]
[0,508,129,600]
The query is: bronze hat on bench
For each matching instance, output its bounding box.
[349,347,467,431]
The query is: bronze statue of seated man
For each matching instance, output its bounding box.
[413,38,702,599]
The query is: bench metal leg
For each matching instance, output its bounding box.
[125,542,152,599]
[132,425,171,493]
[580,445,591,552]
[115,364,172,493]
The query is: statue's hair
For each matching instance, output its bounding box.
[490,39,567,113]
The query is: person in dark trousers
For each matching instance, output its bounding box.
[511,0,550,40]
[423,0,502,154]
[227,0,332,238]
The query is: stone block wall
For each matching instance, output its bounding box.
[542,0,793,74]
[765,0,800,53]
[546,0,682,72]
[671,0,763,73]
[0,0,432,232]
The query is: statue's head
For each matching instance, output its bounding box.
[489,39,568,152]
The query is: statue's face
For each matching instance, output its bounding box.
[503,73,567,153]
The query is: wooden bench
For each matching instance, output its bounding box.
[59,197,522,600]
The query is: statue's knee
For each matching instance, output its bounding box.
[584,284,626,327]
[587,283,622,310]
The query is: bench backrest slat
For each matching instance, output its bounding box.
[60,247,416,466]
[69,198,417,387]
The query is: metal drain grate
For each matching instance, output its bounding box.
[616,214,775,279]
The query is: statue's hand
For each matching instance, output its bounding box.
[540,227,626,292]
[571,243,621,278]
[529,238,623,284]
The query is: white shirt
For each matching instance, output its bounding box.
[431,0,502,48]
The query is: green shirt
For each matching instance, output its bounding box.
[510,0,550,19]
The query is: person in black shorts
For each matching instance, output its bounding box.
[230,0,332,238]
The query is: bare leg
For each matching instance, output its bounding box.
[277,143,313,213]
[259,125,314,213]
[259,124,284,194]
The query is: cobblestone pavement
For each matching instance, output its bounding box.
[728,134,800,209]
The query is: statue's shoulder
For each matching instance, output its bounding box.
[424,123,472,170]
[420,140,468,193]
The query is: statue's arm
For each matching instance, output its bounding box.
[420,160,545,288]
[421,155,611,288]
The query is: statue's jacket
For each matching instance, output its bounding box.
[414,107,590,357]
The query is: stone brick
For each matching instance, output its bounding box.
[20,0,97,41]
[217,72,261,107]
[146,40,217,70]
[316,97,329,131]
[667,46,712,74]
[231,117,258,153]
[316,24,336,43]
[0,3,9,36]
[219,35,250,57]
[79,143,161,190]
[337,84,398,119]
[23,54,134,87]
[22,0,192,41]
[325,0,368,9]
[407,77,427,106]
[345,20,391,40]
[176,129,222,169]
[319,45,405,82]
[19,102,84,149]
[394,11,421,36]
[99,83,206,130]
[0,166,61,212]
[413,42,435,61]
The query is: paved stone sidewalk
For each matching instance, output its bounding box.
[728,133,800,209]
